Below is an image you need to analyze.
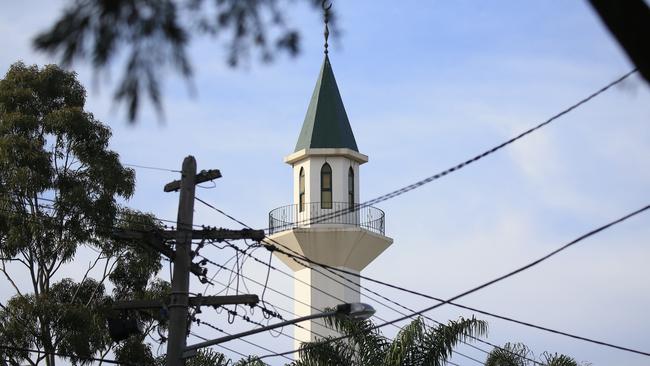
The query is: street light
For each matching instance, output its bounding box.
[182,302,375,359]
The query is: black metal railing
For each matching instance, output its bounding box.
[268,202,385,235]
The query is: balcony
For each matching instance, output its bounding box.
[268,201,385,236]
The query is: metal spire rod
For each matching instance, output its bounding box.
[322,0,332,54]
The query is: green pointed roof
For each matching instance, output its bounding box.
[295,55,359,152]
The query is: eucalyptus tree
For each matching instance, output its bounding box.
[0,62,167,365]
[293,316,488,366]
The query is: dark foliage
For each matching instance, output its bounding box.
[0,62,167,365]
[34,0,333,121]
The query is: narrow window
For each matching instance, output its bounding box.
[348,167,354,210]
[299,167,305,212]
[321,163,332,209]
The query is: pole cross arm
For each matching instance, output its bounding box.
[112,294,259,310]
[157,228,266,242]
[199,228,266,242]
[164,169,222,192]
[190,294,259,307]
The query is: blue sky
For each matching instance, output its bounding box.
[1,1,649,365]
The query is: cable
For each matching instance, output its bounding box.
[189,332,269,365]
[192,318,293,363]
[259,68,638,232]
[195,197,249,229]
[255,203,650,361]
[0,195,205,230]
[220,238,524,365]
[209,276,331,340]
[279,251,538,364]
[204,242,493,365]
[198,195,650,360]
[197,252,335,338]
[216,306,300,344]
[269,204,650,356]
[123,163,181,173]
[196,201,539,363]
[0,345,133,365]
[195,199,535,363]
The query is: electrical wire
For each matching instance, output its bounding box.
[196,251,334,337]
[0,345,133,365]
[201,242,493,365]
[201,199,650,360]
[191,318,292,363]
[265,205,650,357]
[189,331,269,365]
[195,196,648,357]
[253,203,650,361]
[220,238,525,365]
[261,68,638,232]
[195,200,541,363]
[123,163,181,173]
[0,195,205,230]
[195,199,538,363]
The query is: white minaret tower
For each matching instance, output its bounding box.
[267,49,393,352]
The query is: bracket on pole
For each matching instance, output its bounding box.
[164,169,222,192]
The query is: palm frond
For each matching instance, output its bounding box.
[418,316,488,366]
[485,343,533,366]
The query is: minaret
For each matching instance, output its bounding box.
[267,6,393,352]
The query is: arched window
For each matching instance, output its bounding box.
[348,167,354,209]
[320,163,332,209]
[299,167,305,212]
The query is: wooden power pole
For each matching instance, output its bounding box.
[166,156,197,366]
[111,156,265,366]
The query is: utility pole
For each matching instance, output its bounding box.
[166,156,196,366]
[111,156,265,366]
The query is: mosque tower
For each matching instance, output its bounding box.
[267,3,393,352]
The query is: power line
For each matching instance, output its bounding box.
[189,332,270,365]
[262,68,638,231]
[195,199,540,364]
[192,317,293,363]
[0,195,206,230]
[0,345,132,365]
[195,197,250,229]
[208,244,486,365]
[254,203,650,361]
[123,163,181,173]
[197,251,336,337]
[208,276,334,340]
[196,199,541,364]
[217,239,492,364]
[197,195,650,361]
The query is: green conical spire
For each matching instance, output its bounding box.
[294,55,359,152]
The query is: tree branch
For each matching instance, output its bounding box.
[85,252,124,307]
[69,250,104,305]
[0,260,24,297]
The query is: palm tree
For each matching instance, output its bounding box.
[485,343,533,366]
[541,352,589,366]
[485,342,589,366]
[292,316,488,366]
